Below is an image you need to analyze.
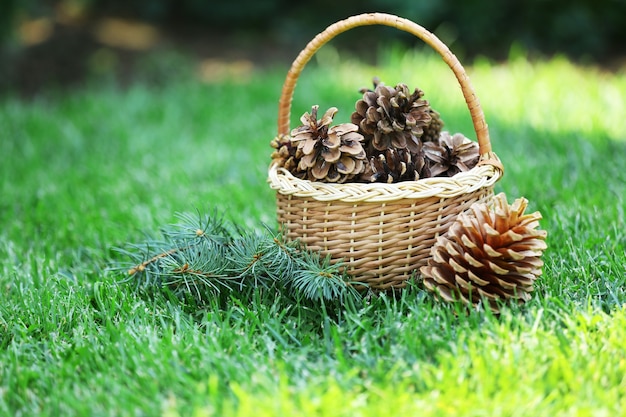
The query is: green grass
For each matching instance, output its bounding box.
[1,48,625,416]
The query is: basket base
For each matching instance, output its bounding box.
[277,187,494,291]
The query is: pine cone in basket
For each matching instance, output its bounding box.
[423,132,480,177]
[359,148,424,183]
[291,105,367,183]
[270,134,303,175]
[352,78,434,154]
[422,109,444,143]
[420,193,548,313]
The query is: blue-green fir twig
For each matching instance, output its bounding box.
[114,210,365,304]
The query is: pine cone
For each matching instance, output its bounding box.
[423,132,479,177]
[421,109,444,143]
[291,105,367,183]
[351,80,433,154]
[359,148,424,183]
[270,134,303,175]
[420,193,548,312]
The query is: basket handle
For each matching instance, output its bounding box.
[278,12,499,163]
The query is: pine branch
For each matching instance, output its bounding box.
[113,210,365,305]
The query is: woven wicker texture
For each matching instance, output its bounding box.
[268,13,504,290]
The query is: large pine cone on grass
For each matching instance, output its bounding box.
[421,193,548,312]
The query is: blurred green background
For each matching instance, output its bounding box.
[1,0,625,95]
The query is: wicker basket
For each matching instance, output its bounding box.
[268,13,504,291]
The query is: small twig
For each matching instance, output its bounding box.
[172,263,228,279]
[238,252,263,278]
[273,237,298,260]
[128,248,181,276]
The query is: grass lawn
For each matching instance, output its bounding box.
[1,47,625,416]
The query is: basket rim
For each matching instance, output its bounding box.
[268,152,502,203]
